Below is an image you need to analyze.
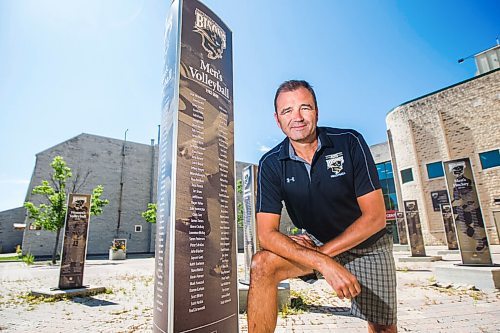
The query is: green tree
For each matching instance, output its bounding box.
[24,156,109,264]
[141,203,157,223]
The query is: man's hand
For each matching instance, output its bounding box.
[319,258,361,299]
[288,234,317,250]
[288,233,361,299]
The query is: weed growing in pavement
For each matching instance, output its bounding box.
[20,293,65,304]
[22,253,35,265]
[428,284,486,301]
[116,287,127,294]
[423,295,441,305]
[279,290,312,318]
[140,275,154,286]
[111,309,130,315]
[470,291,484,302]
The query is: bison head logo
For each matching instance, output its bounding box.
[194,8,226,60]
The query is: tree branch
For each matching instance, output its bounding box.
[74,169,92,193]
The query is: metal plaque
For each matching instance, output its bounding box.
[58,193,91,289]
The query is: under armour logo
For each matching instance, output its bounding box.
[286,177,295,183]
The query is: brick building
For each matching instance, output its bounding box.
[21,133,158,256]
[386,56,499,245]
[0,207,25,253]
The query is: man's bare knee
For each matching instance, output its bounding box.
[250,250,281,285]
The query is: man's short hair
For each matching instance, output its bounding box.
[274,80,318,114]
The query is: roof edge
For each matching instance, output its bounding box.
[35,133,155,156]
[386,67,500,117]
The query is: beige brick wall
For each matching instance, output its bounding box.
[386,69,500,245]
[371,142,392,164]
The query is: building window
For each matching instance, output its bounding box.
[376,161,398,212]
[400,168,413,183]
[426,161,444,179]
[135,225,142,232]
[29,223,41,230]
[479,149,500,170]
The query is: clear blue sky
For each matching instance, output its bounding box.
[0,0,498,211]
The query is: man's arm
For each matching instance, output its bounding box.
[319,189,386,257]
[256,212,361,299]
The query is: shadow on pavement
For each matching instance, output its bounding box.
[306,305,351,315]
[71,296,118,307]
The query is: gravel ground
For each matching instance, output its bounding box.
[1,250,499,332]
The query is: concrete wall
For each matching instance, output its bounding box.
[0,207,25,253]
[370,141,391,164]
[22,134,158,256]
[386,69,500,245]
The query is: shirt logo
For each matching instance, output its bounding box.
[194,8,227,60]
[326,152,346,178]
[286,177,295,183]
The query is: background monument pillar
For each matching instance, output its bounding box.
[443,158,493,265]
[399,200,442,262]
[241,165,259,285]
[404,200,426,257]
[440,203,458,251]
[59,193,91,290]
[395,211,408,245]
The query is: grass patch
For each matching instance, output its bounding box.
[0,253,36,265]
[0,256,22,262]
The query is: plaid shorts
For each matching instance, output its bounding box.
[300,233,397,325]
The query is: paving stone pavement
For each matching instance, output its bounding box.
[0,247,499,332]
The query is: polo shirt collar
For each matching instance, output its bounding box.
[317,127,334,148]
[277,127,333,160]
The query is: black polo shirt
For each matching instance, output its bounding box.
[256,127,386,248]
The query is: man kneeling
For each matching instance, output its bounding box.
[247,80,397,333]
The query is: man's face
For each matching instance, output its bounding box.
[274,87,318,143]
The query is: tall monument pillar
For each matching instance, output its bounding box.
[154,0,238,332]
